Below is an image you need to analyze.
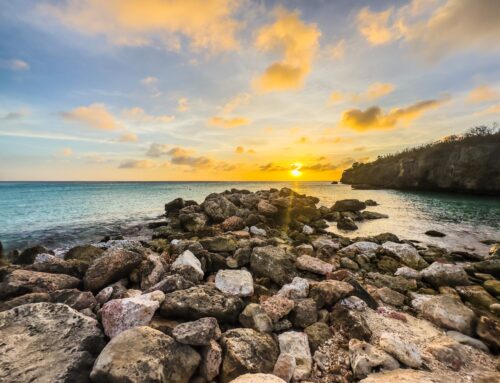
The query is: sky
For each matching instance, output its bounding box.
[1,0,499,181]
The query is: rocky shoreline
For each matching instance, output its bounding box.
[0,187,499,383]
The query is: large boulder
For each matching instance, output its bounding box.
[160,285,244,323]
[331,199,366,212]
[381,242,428,270]
[378,332,422,368]
[90,326,200,383]
[420,295,476,335]
[251,246,297,286]
[178,206,208,232]
[0,303,105,383]
[0,269,80,299]
[220,328,279,383]
[83,248,143,292]
[420,262,469,287]
[202,194,238,223]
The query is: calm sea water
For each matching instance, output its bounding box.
[0,182,499,255]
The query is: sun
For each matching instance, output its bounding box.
[290,162,303,177]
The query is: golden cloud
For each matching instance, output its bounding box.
[62,103,119,130]
[254,8,320,92]
[467,85,498,103]
[119,132,138,142]
[340,98,447,131]
[177,97,189,112]
[123,107,174,124]
[330,82,395,103]
[221,93,252,115]
[357,7,396,45]
[41,0,241,54]
[209,116,250,128]
[328,39,345,60]
[235,146,244,154]
[119,159,155,169]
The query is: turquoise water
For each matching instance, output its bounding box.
[0,182,499,255]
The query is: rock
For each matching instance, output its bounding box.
[215,269,254,297]
[29,253,88,277]
[381,241,428,270]
[222,216,245,231]
[362,211,388,220]
[83,248,143,292]
[229,374,286,383]
[376,287,405,306]
[146,274,195,294]
[476,316,500,350]
[289,298,318,328]
[0,269,80,299]
[0,303,105,383]
[239,303,273,333]
[273,353,295,383]
[455,285,497,309]
[199,340,222,381]
[90,326,200,383]
[12,245,49,264]
[302,225,314,235]
[277,277,309,299]
[261,295,295,323]
[349,339,399,379]
[420,262,469,287]
[295,244,313,256]
[394,266,420,279]
[278,331,312,381]
[139,253,167,290]
[203,194,238,223]
[425,230,446,237]
[200,235,238,252]
[165,197,186,214]
[332,199,366,212]
[50,288,97,311]
[446,330,489,352]
[484,279,500,296]
[171,315,220,346]
[337,216,358,230]
[473,259,500,278]
[364,199,378,206]
[171,250,204,283]
[367,272,417,293]
[378,332,422,368]
[179,208,208,232]
[0,292,51,311]
[426,338,463,369]
[330,305,372,341]
[250,226,267,236]
[309,280,354,308]
[258,200,278,216]
[64,244,104,264]
[358,369,441,383]
[490,303,500,315]
[420,295,476,335]
[296,255,334,275]
[251,246,297,286]
[304,322,332,352]
[160,285,244,323]
[337,241,380,258]
[220,328,279,383]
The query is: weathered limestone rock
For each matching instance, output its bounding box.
[277,277,309,299]
[261,295,295,323]
[160,285,244,323]
[202,194,238,223]
[139,252,167,290]
[50,288,97,311]
[296,255,334,275]
[295,244,313,256]
[222,215,246,231]
[220,328,279,383]
[101,290,165,338]
[476,316,500,350]
[171,250,204,283]
[376,287,405,306]
[273,353,296,383]
[146,274,195,294]
[378,332,422,368]
[349,339,399,379]
[426,338,464,370]
[258,200,278,216]
[455,285,497,309]
[367,272,417,293]
[250,226,267,236]
[304,322,332,352]
[394,266,420,280]
[0,292,50,311]
[90,326,200,383]
[199,339,223,381]
[200,235,238,252]
[64,244,104,264]
[278,331,312,381]
[172,317,220,346]
[420,262,469,287]
[359,369,443,383]
[251,246,297,286]
[239,303,273,333]
[0,303,105,383]
[289,298,318,328]
[215,269,254,297]
[382,242,428,270]
[83,248,143,292]
[337,241,380,258]
[309,280,354,308]
[420,295,476,335]
[228,374,286,383]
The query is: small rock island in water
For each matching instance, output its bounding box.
[1,186,499,383]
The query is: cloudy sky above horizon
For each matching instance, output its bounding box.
[1,0,499,181]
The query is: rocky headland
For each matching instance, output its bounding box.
[341,128,500,195]
[1,187,499,383]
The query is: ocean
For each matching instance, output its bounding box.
[0,181,499,255]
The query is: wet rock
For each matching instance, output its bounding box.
[64,244,104,264]
[381,241,428,270]
[261,295,295,323]
[251,246,297,286]
[0,303,105,383]
[425,230,446,237]
[420,262,469,287]
[239,303,273,333]
[172,317,220,346]
[199,339,222,381]
[0,269,80,299]
[12,245,49,265]
[273,353,295,383]
[278,331,312,381]
[83,248,143,292]
[332,199,366,212]
[146,274,195,294]
[365,199,378,206]
[161,285,244,323]
[220,328,279,383]
[420,295,476,335]
[476,316,500,351]
[376,287,405,306]
[455,285,497,309]
[258,200,278,216]
[229,374,286,383]
[90,326,200,383]
[101,290,164,338]
[446,330,489,352]
[378,332,422,368]
[304,322,332,352]
[337,216,358,231]
[50,288,97,311]
[362,211,388,220]
[171,249,204,283]
[215,269,254,297]
[277,277,309,299]
[296,254,334,275]
[202,194,238,223]
[222,216,245,231]
[309,280,354,308]
[349,339,399,379]
[289,298,318,328]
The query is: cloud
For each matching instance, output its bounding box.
[254,7,320,92]
[340,98,447,131]
[221,93,252,115]
[118,159,155,169]
[177,97,189,112]
[357,7,396,45]
[330,82,395,103]
[40,0,241,54]
[62,103,120,130]
[119,132,138,142]
[61,147,73,157]
[476,103,500,115]
[146,143,170,157]
[3,110,30,120]
[168,146,212,168]
[296,136,309,144]
[467,85,498,103]
[141,76,158,86]
[327,39,345,60]
[209,116,250,128]
[235,146,255,154]
[260,163,289,172]
[122,107,175,124]
[0,59,29,71]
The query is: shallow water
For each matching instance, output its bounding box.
[0,181,498,255]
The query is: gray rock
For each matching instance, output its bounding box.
[278,331,312,381]
[145,274,195,294]
[200,235,238,252]
[239,303,273,333]
[289,298,318,328]
[215,269,254,297]
[349,339,399,379]
[420,262,470,287]
[50,288,97,311]
[420,295,476,335]
[199,339,223,381]
[171,250,204,283]
[202,194,238,223]
[446,331,489,352]
[0,303,105,383]
[382,241,428,270]
[331,199,366,212]
[172,317,220,346]
[250,226,267,236]
[64,244,104,264]
[277,277,309,299]
[251,246,297,286]
[378,332,422,368]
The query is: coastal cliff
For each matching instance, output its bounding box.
[341,128,500,195]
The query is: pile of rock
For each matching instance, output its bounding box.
[0,187,499,383]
